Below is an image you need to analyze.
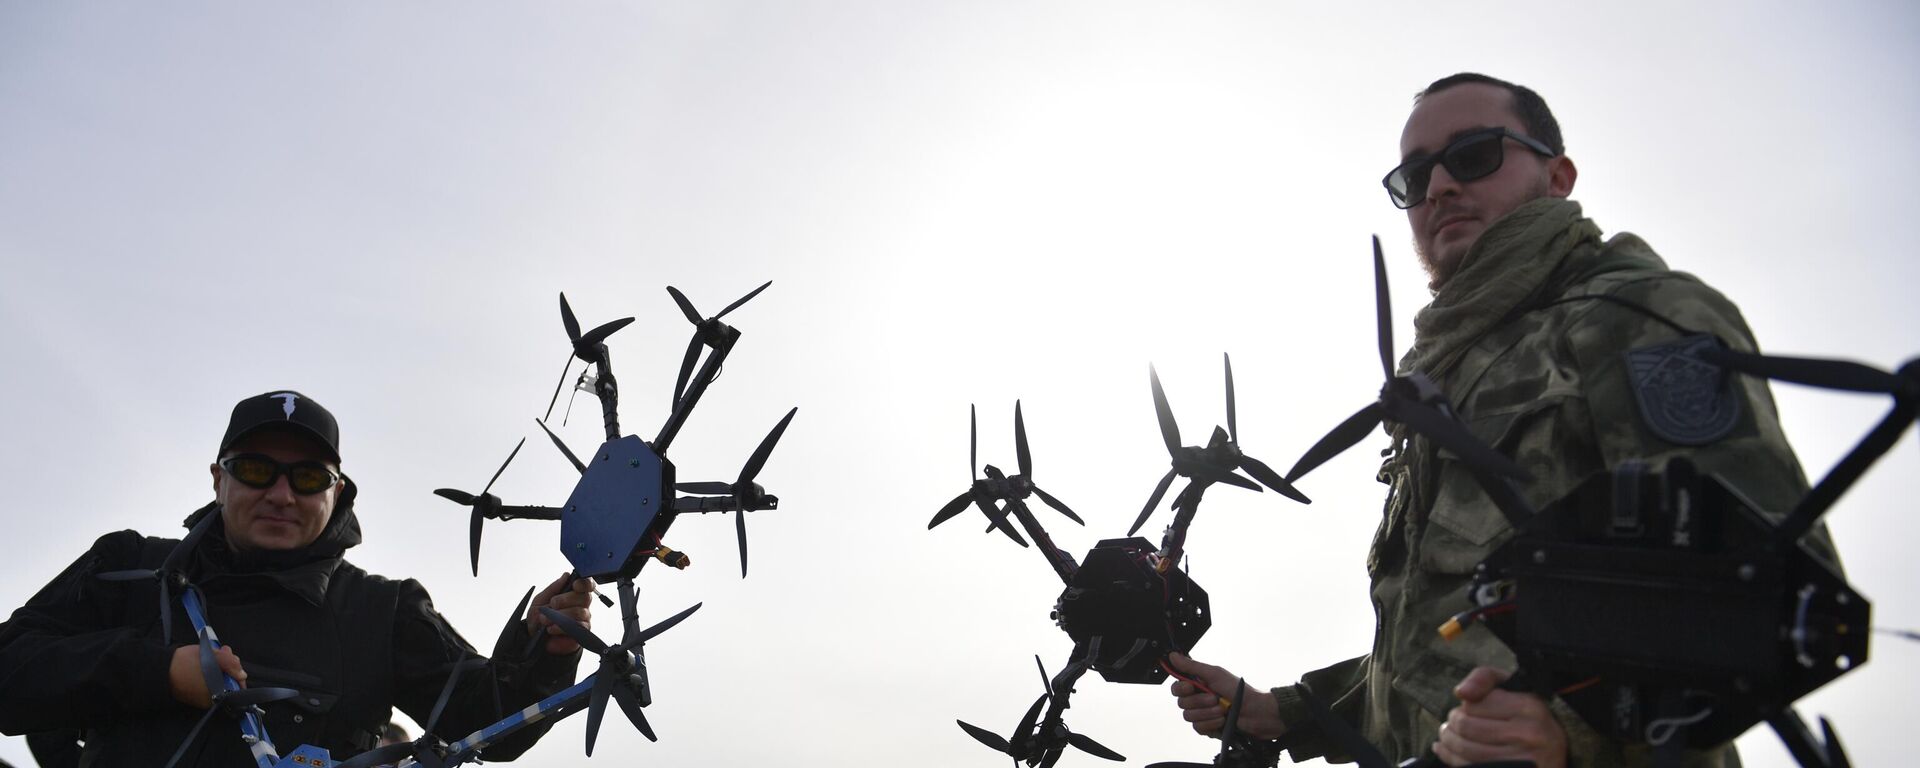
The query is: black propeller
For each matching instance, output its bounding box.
[163,596,305,768]
[928,404,1029,547]
[1129,356,1311,536]
[98,507,220,641]
[674,406,798,577]
[333,658,490,768]
[957,655,1122,767]
[1285,237,1531,486]
[536,418,588,475]
[433,438,527,576]
[544,293,637,422]
[541,582,701,755]
[665,281,773,408]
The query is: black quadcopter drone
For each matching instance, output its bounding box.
[104,282,798,768]
[929,358,1310,767]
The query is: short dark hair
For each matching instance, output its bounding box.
[1418,73,1564,156]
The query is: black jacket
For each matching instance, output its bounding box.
[0,485,580,766]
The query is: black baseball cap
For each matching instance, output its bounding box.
[219,390,341,462]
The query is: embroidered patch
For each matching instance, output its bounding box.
[1625,335,1742,445]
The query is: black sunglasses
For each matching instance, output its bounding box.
[1382,127,1555,209]
[220,454,341,495]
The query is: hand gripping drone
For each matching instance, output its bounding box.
[930,360,1310,767]
[106,282,796,768]
[1278,238,1914,768]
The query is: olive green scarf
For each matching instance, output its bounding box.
[1397,197,1664,382]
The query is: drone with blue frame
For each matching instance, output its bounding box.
[101,282,797,768]
[930,359,1310,768]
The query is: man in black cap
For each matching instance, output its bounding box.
[0,391,596,766]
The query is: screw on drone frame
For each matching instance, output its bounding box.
[673,406,798,577]
[539,579,702,755]
[1129,355,1311,570]
[654,281,773,455]
[1284,237,1531,497]
[958,653,1124,768]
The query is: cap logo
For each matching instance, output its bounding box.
[272,392,300,419]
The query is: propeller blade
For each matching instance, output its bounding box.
[734,501,749,578]
[1220,677,1248,747]
[1130,470,1178,535]
[543,352,573,423]
[929,491,972,529]
[970,404,979,481]
[1039,744,1067,768]
[665,286,703,324]
[1035,654,1052,695]
[1150,366,1182,454]
[433,488,476,505]
[578,317,635,350]
[636,602,704,644]
[1069,732,1126,761]
[425,658,488,736]
[974,496,1029,547]
[677,481,735,495]
[715,279,773,319]
[1015,401,1032,479]
[469,507,484,577]
[560,293,583,343]
[1390,400,1531,481]
[1031,485,1083,525]
[169,512,215,573]
[1239,456,1312,504]
[673,335,702,406]
[1702,347,1910,395]
[740,407,798,483]
[219,686,302,707]
[483,441,529,495]
[164,707,222,768]
[1014,692,1050,749]
[196,631,222,708]
[610,683,658,742]
[1285,402,1383,482]
[535,419,587,475]
[1224,353,1238,443]
[957,720,1011,753]
[97,568,158,581]
[505,585,536,639]
[539,607,610,655]
[1373,235,1395,379]
[1184,461,1262,492]
[584,667,615,756]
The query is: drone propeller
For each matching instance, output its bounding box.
[535,418,588,475]
[1285,237,1531,485]
[1145,678,1254,768]
[665,281,773,408]
[1013,401,1083,525]
[927,405,1028,547]
[675,407,799,577]
[332,658,489,768]
[958,655,1122,767]
[541,586,702,755]
[433,437,527,576]
[543,293,637,422]
[163,683,303,768]
[98,508,220,641]
[1129,360,1310,536]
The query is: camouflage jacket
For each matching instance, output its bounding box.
[1272,198,1831,766]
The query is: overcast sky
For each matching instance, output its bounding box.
[2,2,1917,767]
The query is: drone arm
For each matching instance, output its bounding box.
[1002,500,1079,583]
[653,324,741,455]
[495,505,565,521]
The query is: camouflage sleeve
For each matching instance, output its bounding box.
[1270,655,1368,763]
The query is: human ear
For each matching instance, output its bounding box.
[1548,155,1577,197]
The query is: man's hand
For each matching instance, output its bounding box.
[168,644,246,709]
[1166,653,1287,741]
[525,572,597,655]
[1434,666,1566,768]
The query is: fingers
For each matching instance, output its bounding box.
[1451,665,1510,704]
[1433,686,1568,768]
[213,646,248,686]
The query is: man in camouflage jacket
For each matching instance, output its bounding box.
[1167,74,1834,766]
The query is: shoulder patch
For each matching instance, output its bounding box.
[1624,335,1742,445]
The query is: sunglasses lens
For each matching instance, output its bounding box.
[287,464,336,495]
[225,456,278,488]
[1384,160,1431,209]
[1443,133,1507,182]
